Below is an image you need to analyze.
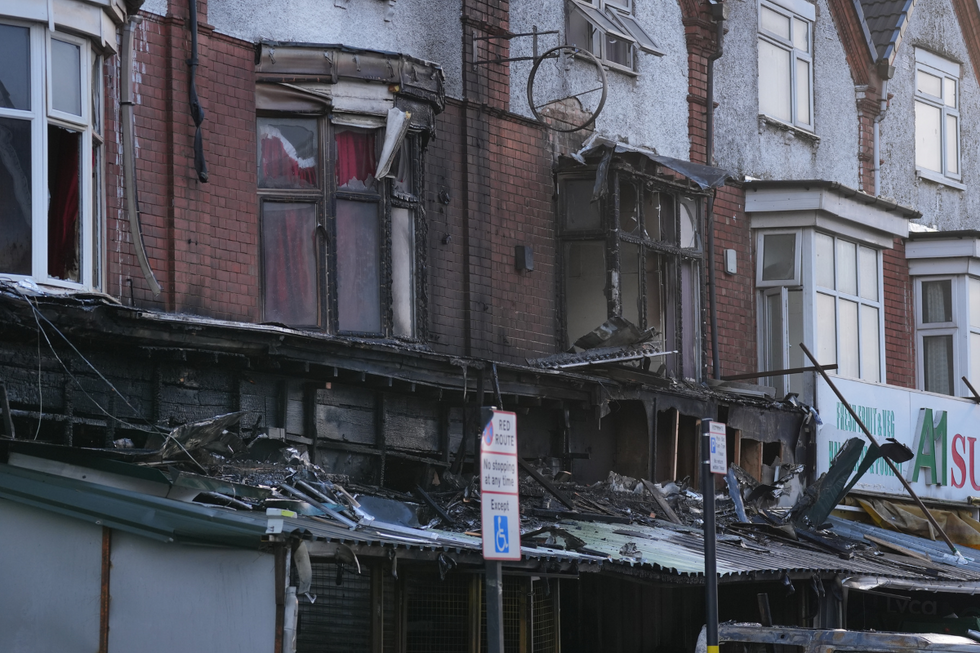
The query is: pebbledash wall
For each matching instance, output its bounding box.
[105,0,925,382]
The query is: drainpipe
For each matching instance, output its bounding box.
[705,2,727,380]
[187,0,208,182]
[121,17,162,296]
[873,77,890,196]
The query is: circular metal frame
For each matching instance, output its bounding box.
[527,45,608,133]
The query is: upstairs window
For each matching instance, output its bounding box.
[757,0,814,130]
[915,48,960,185]
[258,116,420,337]
[757,230,883,395]
[566,0,663,72]
[560,172,703,378]
[0,20,103,288]
[911,276,980,396]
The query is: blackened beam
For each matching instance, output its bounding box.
[721,364,837,382]
[315,439,449,467]
[801,342,961,556]
[414,484,458,526]
[0,382,14,438]
[518,458,576,510]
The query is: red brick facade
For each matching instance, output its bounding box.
[96,0,925,384]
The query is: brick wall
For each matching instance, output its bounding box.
[106,1,258,320]
[883,238,916,388]
[710,185,757,376]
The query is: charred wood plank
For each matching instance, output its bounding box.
[518,458,575,510]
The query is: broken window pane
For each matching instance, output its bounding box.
[564,179,601,231]
[391,206,415,338]
[47,125,81,282]
[620,242,640,325]
[0,24,30,111]
[393,137,414,198]
[761,233,796,282]
[51,38,82,117]
[618,183,639,234]
[336,128,377,191]
[0,117,31,275]
[924,335,954,395]
[921,279,952,323]
[642,189,660,240]
[258,118,318,189]
[659,193,675,242]
[679,198,698,249]
[645,251,665,348]
[336,199,381,333]
[564,240,606,346]
[261,202,318,326]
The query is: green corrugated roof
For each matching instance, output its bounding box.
[0,463,272,548]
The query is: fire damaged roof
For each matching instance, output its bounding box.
[3,437,980,589]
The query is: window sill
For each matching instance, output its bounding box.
[758,114,819,144]
[916,168,965,191]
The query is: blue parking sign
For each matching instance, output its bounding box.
[494,515,509,553]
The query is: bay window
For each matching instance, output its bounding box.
[560,172,702,378]
[0,20,103,288]
[258,116,420,337]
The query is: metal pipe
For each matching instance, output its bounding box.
[187,0,208,182]
[701,419,719,653]
[800,342,961,556]
[705,4,726,380]
[121,17,162,296]
[873,78,888,196]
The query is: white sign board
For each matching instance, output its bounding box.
[480,410,521,561]
[709,421,727,475]
[815,376,980,504]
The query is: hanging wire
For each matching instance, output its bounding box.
[24,296,164,435]
[30,303,43,440]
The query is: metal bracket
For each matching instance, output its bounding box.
[471,25,559,71]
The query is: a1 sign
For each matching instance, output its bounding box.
[480,410,521,561]
[709,421,727,475]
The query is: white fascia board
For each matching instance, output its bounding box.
[906,237,980,260]
[907,258,972,276]
[328,80,395,118]
[749,211,897,248]
[746,187,910,244]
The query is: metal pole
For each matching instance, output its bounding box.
[486,559,504,653]
[701,419,719,653]
[799,342,961,556]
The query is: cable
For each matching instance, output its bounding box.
[25,296,162,435]
[31,304,42,440]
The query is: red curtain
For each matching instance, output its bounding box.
[259,131,317,188]
[47,126,80,281]
[263,202,317,326]
[335,130,376,189]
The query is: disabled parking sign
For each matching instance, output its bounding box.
[480,410,521,561]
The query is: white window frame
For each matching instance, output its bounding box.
[914,48,961,185]
[565,0,663,74]
[757,0,814,131]
[756,229,802,287]
[914,276,961,395]
[0,18,100,289]
[757,229,885,394]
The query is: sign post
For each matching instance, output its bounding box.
[702,419,726,653]
[480,409,520,653]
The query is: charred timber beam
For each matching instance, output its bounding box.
[518,458,576,509]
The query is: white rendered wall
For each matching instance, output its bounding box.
[0,499,103,653]
[509,0,691,160]
[107,531,277,653]
[876,0,980,229]
[713,0,860,185]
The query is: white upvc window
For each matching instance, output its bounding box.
[912,276,980,396]
[566,0,663,73]
[0,19,103,289]
[758,0,814,130]
[756,229,884,396]
[914,48,960,184]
